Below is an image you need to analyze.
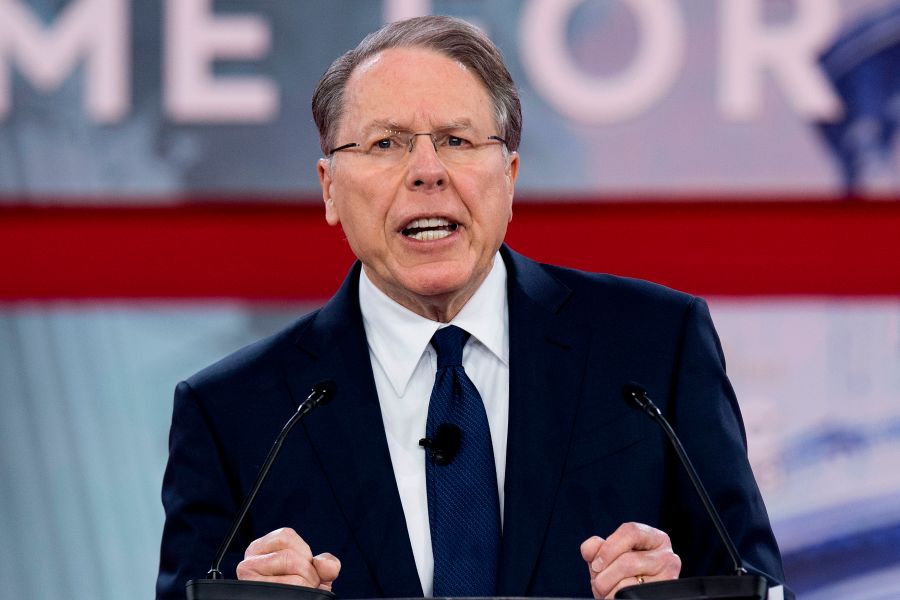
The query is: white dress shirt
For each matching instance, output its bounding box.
[358,254,510,597]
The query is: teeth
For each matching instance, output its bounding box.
[406,217,450,229]
[401,217,459,241]
[408,229,453,241]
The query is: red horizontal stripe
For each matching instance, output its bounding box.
[2,200,899,299]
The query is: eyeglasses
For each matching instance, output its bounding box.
[327,130,508,167]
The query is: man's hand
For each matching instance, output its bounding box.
[580,522,681,599]
[236,527,341,591]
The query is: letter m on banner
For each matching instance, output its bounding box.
[0,0,129,123]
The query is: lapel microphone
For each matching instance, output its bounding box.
[419,423,462,465]
[186,380,337,600]
[616,383,768,600]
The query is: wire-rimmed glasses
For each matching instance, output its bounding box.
[327,130,508,167]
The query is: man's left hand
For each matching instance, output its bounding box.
[580,522,681,599]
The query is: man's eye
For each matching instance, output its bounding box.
[445,136,470,148]
[374,138,396,150]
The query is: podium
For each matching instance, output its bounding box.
[187,579,336,600]
[615,576,769,599]
[186,578,769,600]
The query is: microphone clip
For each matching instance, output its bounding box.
[419,423,462,466]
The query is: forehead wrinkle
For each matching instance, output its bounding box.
[342,48,496,141]
[359,117,478,137]
[360,119,406,137]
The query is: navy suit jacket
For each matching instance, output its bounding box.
[157,246,787,599]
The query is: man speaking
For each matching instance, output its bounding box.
[157,15,788,600]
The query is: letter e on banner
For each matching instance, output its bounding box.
[164,0,279,123]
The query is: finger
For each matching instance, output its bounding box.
[237,549,320,584]
[590,553,653,599]
[312,553,342,590]
[607,575,648,599]
[580,535,605,566]
[237,572,323,587]
[589,547,681,598]
[596,522,670,566]
[245,528,312,559]
[587,522,662,583]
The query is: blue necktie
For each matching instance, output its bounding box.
[425,325,501,596]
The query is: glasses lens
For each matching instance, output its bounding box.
[351,131,502,166]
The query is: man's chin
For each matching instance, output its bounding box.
[398,274,474,300]
[386,265,483,308]
[364,255,490,307]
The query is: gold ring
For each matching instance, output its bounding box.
[636,575,645,585]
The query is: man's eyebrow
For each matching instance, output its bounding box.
[436,119,475,131]
[361,119,406,135]
[360,118,476,136]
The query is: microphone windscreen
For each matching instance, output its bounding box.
[435,423,462,454]
[313,380,338,405]
[622,382,650,409]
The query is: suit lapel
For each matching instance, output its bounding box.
[285,262,423,598]
[280,249,592,597]
[497,247,593,596]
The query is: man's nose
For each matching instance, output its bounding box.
[405,135,447,191]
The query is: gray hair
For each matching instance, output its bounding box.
[311,15,522,155]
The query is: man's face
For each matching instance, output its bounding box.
[318,47,519,319]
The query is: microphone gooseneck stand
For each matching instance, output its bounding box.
[186,381,338,600]
[614,383,768,600]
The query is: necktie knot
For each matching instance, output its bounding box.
[431,325,470,369]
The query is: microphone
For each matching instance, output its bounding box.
[186,380,337,600]
[615,383,768,600]
[419,423,462,465]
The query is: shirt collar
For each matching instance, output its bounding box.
[359,253,509,397]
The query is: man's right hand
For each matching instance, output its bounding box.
[236,527,341,591]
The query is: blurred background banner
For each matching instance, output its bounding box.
[1,1,899,599]
[1,0,898,198]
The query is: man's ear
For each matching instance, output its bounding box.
[318,158,340,226]
[505,152,520,222]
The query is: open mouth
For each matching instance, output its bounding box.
[401,217,459,241]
